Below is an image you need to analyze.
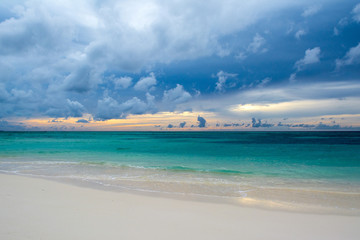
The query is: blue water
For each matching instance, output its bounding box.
[1,131,360,212]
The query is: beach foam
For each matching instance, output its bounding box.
[1,159,360,215]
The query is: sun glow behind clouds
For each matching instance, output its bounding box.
[229,98,360,117]
[230,104,269,111]
[15,111,217,131]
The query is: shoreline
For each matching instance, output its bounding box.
[2,170,360,216]
[1,173,360,240]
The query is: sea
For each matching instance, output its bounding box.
[1,131,360,214]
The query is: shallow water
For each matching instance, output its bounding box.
[1,131,360,214]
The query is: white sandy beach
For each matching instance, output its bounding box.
[1,174,360,240]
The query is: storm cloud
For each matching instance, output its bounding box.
[0,0,359,130]
[197,116,206,128]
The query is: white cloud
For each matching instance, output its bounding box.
[114,76,133,89]
[290,47,321,79]
[235,52,247,61]
[163,84,191,104]
[302,5,321,17]
[216,46,231,57]
[247,33,267,53]
[235,33,267,61]
[353,3,360,22]
[215,71,238,92]
[295,47,321,71]
[134,72,157,91]
[257,77,271,88]
[335,43,360,69]
[333,18,349,36]
[338,17,349,26]
[295,29,307,39]
[289,73,297,82]
[248,77,271,88]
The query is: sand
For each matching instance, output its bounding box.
[1,174,360,240]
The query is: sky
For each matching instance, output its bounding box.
[0,0,360,131]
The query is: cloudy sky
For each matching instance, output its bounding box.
[0,0,360,131]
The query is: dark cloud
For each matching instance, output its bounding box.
[62,65,100,93]
[66,100,85,117]
[251,118,261,128]
[315,122,341,130]
[48,125,74,131]
[76,119,89,123]
[197,116,206,128]
[10,89,34,102]
[251,118,274,128]
[50,119,62,123]
[94,97,122,121]
[179,122,186,128]
[94,95,156,121]
[292,124,316,128]
[277,121,347,129]
[0,84,10,102]
[121,97,150,115]
[46,99,85,119]
[223,123,243,127]
[0,120,27,131]
[278,121,317,128]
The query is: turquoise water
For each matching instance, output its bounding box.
[1,131,360,213]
